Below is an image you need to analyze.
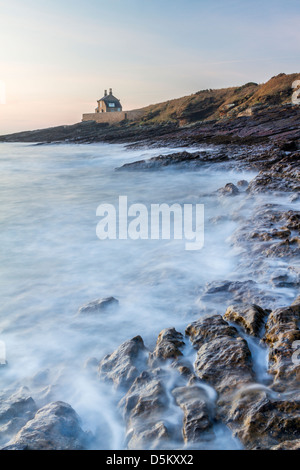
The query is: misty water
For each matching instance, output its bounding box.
[0,142,297,449]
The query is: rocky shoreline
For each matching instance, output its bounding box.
[0,105,299,450]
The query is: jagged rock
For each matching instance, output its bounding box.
[228,392,300,449]
[201,279,275,309]
[223,304,267,336]
[98,336,146,391]
[270,267,300,288]
[77,297,119,315]
[263,298,300,390]
[172,384,214,444]
[126,421,169,450]
[271,439,300,450]
[237,180,249,188]
[116,151,229,171]
[148,328,185,367]
[218,183,239,196]
[2,402,87,450]
[119,369,170,450]
[186,315,254,412]
[0,388,37,446]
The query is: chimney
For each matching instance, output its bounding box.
[109,88,112,95]
[104,89,107,96]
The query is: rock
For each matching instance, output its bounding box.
[185,315,254,412]
[229,392,300,449]
[201,279,274,310]
[270,267,300,288]
[263,299,300,391]
[237,180,249,188]
[116,151,229,171]
[148,328,185,367]
[218,183,239,196]
[290,193,300,203]
[271,439,300,450]
[172,384,214,444]
[2,402,88,450]
[223,304,267,336]
[98,336,147,391]
[126,421,169,450]
[119,369,170,450]
[0,388,37,446]
[77,297,119,315]
[247,153,300,193]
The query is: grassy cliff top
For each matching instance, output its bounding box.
[137,72,300,125]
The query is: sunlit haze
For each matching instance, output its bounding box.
[1,0,300,133]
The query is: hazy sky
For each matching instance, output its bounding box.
[0,0,300,133]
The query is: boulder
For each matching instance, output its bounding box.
[223,303,267,336]
[228,392,300,449]
[0,388,37,446]
[2,402,87,450]
[218,183,240,196]
[119,369,170,449]
[263,298,300,390]
[172,384,214,444]
[185,315,254,412]
[148,328,185,367]
[98,336,146,391]
[77,297,119,315]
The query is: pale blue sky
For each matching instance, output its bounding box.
[0,0,299,132]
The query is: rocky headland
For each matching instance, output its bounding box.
[0,73,299,450]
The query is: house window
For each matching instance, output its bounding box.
[108,103,115,108]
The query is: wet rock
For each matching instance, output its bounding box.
[201,279,274,310]
[186,315,254,411]
[290,193,300,203]
[247,153,300,193]
[125,421,169,450]
[263,237,300,259]
[229,392,300,449]
[218,183,239,196]
[0,388,37,446]
[148,328,185,367]
[172,384,214,444]
[237,180,249,188]
[119,369,170,449]
[2,401,88,450]
[116,151,229,171]
[263,297,300,391]
[77,296,119,315]
[224,304,267,337]
[271,439,300,450]
[270,267,300,288]
[98,336,147,391]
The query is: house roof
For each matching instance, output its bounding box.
[98,93,122,107]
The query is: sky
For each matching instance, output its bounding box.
[0,0,300,133]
